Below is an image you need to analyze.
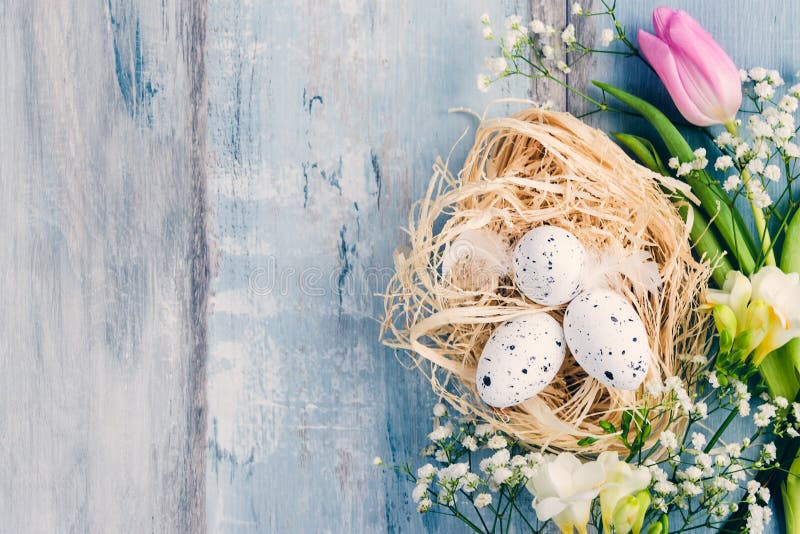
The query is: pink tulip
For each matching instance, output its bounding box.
[637,7,742,126]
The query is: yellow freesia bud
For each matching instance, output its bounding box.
[632,490,651,534]
[612,495,640,534]
[712,304,737,337]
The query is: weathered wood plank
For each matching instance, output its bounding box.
[204,0,529,531]
[0,0,207,531]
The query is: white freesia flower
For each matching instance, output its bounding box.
[749,266,800,359]
[597,452,651,532]
[710,268,800,362]
[526,452,605,534]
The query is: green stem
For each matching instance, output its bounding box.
[724,120,776,266]
[702,408,738,454]
[785,455,800,534]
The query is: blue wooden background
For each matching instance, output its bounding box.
[0,0,793,532]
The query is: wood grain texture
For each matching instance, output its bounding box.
[203,1,531,532]
[0,0,207,531]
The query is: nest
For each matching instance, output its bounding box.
[382,108,713,454]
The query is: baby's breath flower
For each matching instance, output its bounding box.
[530,19,546,34]
[476,74,491,93]
[707,370,721,388]
[660,430,679,451]
[504,14,522,29]
[735,141,750,161]
[676,162,693,177]
[491,466,513,484]
[429,423,453,441]
[485,56,508,76]
[761,442,777,463]
[726,442,743,459]
[557,60,571,74]
[489,448,511,467]
[561,24,576,45]
[417,463,436,482]
[480,13,490,25]
[755,81,775,100]
[768,69,784,86]
[680,480,703,496]
[461,435,478,452]
[740,69,749,83]
[474,493,492,509]
[714,155,734,171]
[541,44,554,60]
[487,435,508,449]
[753,404,776,428]
[668,156,680,169]
[475,423,493,437]
[715,131,735,146]
[749,67,768,81]
[789,83,800,97]
[779,95,798,112]
[435,449,448,463]
[433,403,447,417]
[763,164,781,182]
[747,181,772,209]
[482,26,494,40]
[747,158,765,174]
[785,142,800,157]
[373,456,383,465]
[571,2,582,15]
[691,401,708,420]
[412,483,428,503]
[417,497,432,513]
[691,432,707,450]
[600,28,614,46]
[462,472,479,492]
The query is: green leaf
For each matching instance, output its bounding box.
[593,80,757,274]
[578,436,599,446]
[641,422,652,441]
[621,410,633,441]
[612,132,669,176]
[599,420,617,434]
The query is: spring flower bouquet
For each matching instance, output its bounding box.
[380,3,800,533]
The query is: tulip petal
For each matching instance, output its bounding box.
[651,6,675,38]
[661,12,742,123]
[637,30,717,126]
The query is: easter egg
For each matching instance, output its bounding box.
[563,289,650,390]
[513,225,586,306]
[476,312,566,408]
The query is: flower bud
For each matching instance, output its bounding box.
[638,8,741,126]
[632,490,651,534]
[612,495,640,534]
[713,304,737,337]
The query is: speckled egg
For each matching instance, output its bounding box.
[563,289,650,390]
[476,312,566,408]
[513,226,586,306]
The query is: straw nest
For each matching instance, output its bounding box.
[382,108,713,455]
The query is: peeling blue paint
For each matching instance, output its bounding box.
[108,0,157,126]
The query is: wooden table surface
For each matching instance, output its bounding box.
[1,0,792,532]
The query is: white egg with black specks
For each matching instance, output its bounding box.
[513,226,586,306]
[476,312,566,408]
[563,289,650,390]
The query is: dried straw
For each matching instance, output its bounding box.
[382,108,712,454]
